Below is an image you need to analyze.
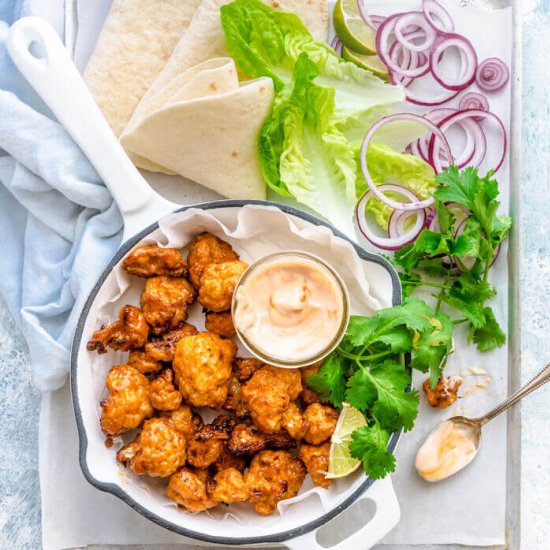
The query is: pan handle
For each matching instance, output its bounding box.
[285,476,400,550]
[6,16,178,241]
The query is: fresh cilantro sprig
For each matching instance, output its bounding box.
[307,297,453,479]
[395,166,510,353]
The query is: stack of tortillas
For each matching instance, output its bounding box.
[84,0,329,200]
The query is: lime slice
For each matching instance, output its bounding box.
[333,0,377,55]
[341,46,389,81]
[327,403,366,479]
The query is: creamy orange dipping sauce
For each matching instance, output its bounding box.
[415,420,478,482]
[233,253,347,365]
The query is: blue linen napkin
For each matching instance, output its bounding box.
[0,2,122,391]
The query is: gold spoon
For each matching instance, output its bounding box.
[416,362,550,482]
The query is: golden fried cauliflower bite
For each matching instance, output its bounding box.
[160,405,203,441]
[213,446,247,473]
[281,403,308,440]
[234,357,263,382]
[87,305,149,354]
[303,403,339,445]
[128,350,162,374]
[145,323,198,362]
[173,332,236,408]
[166,468,217,513]
[198,260,248,312]
[299,442,332,489]
[122,244,187,278]
[300,363,323,406]
[187,415,236,469]
[140,276,195,335]
[149,369,182,411]
[245,450,306,515]
[116,418,185,477]
[228,422,296,456]
[241,366,302,434]
[100,365,153,436]
[210,468,249,504]
[423,375,462,409]
[222,376,248,418]
[187,232,239,288]
[204,310,236,337]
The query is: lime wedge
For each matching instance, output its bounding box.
[341,46,389,81]
[327,403,366,479]
[333,0,377,55]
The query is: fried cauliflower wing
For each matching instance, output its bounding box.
[281,403,308,440]
[166,468,217,512]
[228,422,296,456]
[186,415,236,469]
[300,362,323,406]
[149,369,182,411]
[222,376,248,418]
[245,450,306,515]
[198,260,248,312]
[210,468,249,504]
[234,357,263,382]
[187,232,239,288]
[423,375,462,409]
[212,446,247,473]
[87,305,149,354]
[122,244,187,278]
[116,418,185,477]
[100,365,153,436]
[204,310,236,337]
[140,276,195,335]
[145,323,198,362]
[303,403,339,445]
[160,405,203,441]
[299,442,332,489]
[241,366,302,434]
[127,350,162,374]
[173,332,236,408]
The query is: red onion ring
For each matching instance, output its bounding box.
[390,71,460,106]
[357,1,385,30]
[330,36,343,56]
[430,109,506,173]
[422,0,454,33]
[394,12,437,53]
[430,34,478,91]
[411,108,456,162]
[476,57,509,92]
[360,113,454,211]
[459,92,490,121]
[389,33,431,78]
[356,185,426,250]
[389,208,429,239]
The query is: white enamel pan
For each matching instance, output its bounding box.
[7,16,403,549]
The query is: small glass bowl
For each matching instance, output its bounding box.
[231,251,350,368]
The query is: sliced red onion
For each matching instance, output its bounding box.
[411,108,456,162]
[389,33,431,78]
[476,57,509,92]
[422,0,454,33]
[356,185,426,250]
[391,71,460,106]
[459,92,490,121]
[430,109,506,173]
[430,34,478,91]
[357,1,385,30]
[388,208,426,239]
[330,36,343,56]
[360,113,454,212]
[394,12,437,53]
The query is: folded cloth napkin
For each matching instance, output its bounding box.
[0,1,122,391]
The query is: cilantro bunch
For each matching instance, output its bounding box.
[395,166,511,352]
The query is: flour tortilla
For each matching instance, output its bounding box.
[123,0,328,155]
[84,0,202,137]
[121,58,274,200]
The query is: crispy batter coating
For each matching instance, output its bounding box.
[127,350,163,374]
[300,362,323,406]
[87,305,149,354]
[303,403,339,445]
[234,357,264,382]
[210,468,249,504]
[173,332,236,408]
[100,365,153,436]
[116,418,185,477]
[222,376,248,418]
[166,468,217,513]
[187,416,236,469]
[241,366,302,434]
[228,422,296,456]
[245,450,306,515]
[198,260,248,312]
[212,445,247,473]
[149,369,182,411]
[281,403,308,440]
[140,276,196,335]
[423,376,462,409]
[299,442,332,489]
[145,324,198,362]
[122,245,187,278]
[187,232,239,288]
[160,405,203,441]
[204,310,236,337]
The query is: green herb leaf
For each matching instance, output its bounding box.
[345,316,380,347]
[345,369,377,412]
[307,354,348,407]
[471,307,506,351]
[349,424,396,479]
